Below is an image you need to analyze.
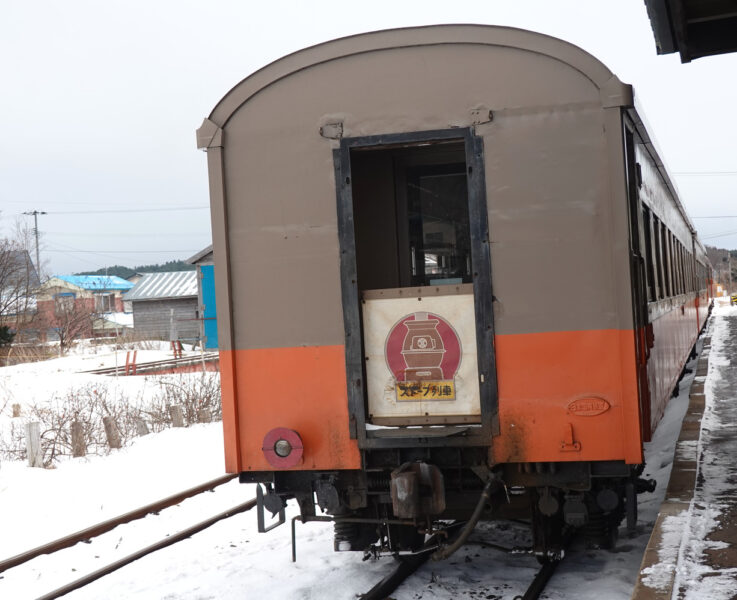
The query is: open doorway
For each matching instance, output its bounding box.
[350,141,472,293]
[336,130,497,440]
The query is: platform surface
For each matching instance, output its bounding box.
[632,301,737,600]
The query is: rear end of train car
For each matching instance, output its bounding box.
[198,25,710,558]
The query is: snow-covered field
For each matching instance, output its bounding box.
[0,306,732,599]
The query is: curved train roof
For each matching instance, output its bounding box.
[203,24,616,130]
[198,24,699,243]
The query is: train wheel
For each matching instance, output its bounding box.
[333,520,379,552]
[530,488,564,563]
[583,507,619,549]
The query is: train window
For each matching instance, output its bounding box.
[661,225,668,297]
[667,233,675,296]
[680,246,687,294]
[407,164,471,286]
[662,225,672,297]
[642,207,657,302]
[681,246,686,294]
[349,141,471,291]
[691,253,696,292]
[653,217,664,300]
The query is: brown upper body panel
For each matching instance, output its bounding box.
[200,25,638,351]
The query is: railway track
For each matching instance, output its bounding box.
[359,521,572,600]
[4,482,569,600]
[360,552,566,600]
[0,474,256,600]
[81,352,219,376]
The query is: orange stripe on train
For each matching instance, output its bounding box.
[220,329,642,472]
[221,345,361,472]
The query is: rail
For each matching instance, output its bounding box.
[0,473,236,573]
[358,529,453,600]
[81,352,219,376]
[359,521,573,600]
[35,498,256,600]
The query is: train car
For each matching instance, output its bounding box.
[197,25,712,560]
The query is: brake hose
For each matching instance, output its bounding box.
[432,475,499,561]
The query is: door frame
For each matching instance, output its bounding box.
[334,128,498,449]
[623,116,652,441]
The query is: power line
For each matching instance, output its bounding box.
[44,241,197,267]
[44,231,204,237]
[45,249,196,253]
[47,248,108,269]
[672,171,737,175]
[702,230,737,240]
[40,206,208,215]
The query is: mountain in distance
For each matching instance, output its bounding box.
[75,260,195,279]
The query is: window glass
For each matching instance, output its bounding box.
[642,207,656,301]
[660,223,671,297]
[407,165,471,286]
[653,218,664,299]
[54,293,75,315]
[95,293,115,313]
[667,232,674,296]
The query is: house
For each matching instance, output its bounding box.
[186,245,218,349]
[123,273,145,312]
[35,275,134,341]
[123,271,199,342]
[0,250,40,339]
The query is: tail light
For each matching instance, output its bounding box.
[262,427,303,468]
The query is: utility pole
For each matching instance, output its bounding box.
[23,210,46,278]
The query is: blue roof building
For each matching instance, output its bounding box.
[56,275,134,292]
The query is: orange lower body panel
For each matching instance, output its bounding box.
[492,329,642,465]
[646,297,701,438]
[220,345,361,472]
[221,329,643,473]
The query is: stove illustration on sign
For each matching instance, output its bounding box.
[402,316,445,380]
[385,312,462,402]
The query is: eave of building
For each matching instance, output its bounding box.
[645,0,737,62]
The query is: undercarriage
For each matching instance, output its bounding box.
[243,457,656,561]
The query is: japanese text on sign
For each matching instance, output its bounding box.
[395,380,456,402]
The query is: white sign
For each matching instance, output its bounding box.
[362,291,480,424]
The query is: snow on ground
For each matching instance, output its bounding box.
[0,310,729,599]
[0,340,201,418]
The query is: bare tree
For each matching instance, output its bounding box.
[37,298,96,354]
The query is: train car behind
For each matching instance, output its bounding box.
[198,25,711,559]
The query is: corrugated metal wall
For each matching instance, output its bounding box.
[200,265,218,348]
[131,298,200,341]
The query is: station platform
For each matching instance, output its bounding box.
[632,301,737,599]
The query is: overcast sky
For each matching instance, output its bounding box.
[2,0,736,276]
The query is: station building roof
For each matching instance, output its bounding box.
[645,0,737,62]
[186,245,213,266]
[123,271,198,302]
